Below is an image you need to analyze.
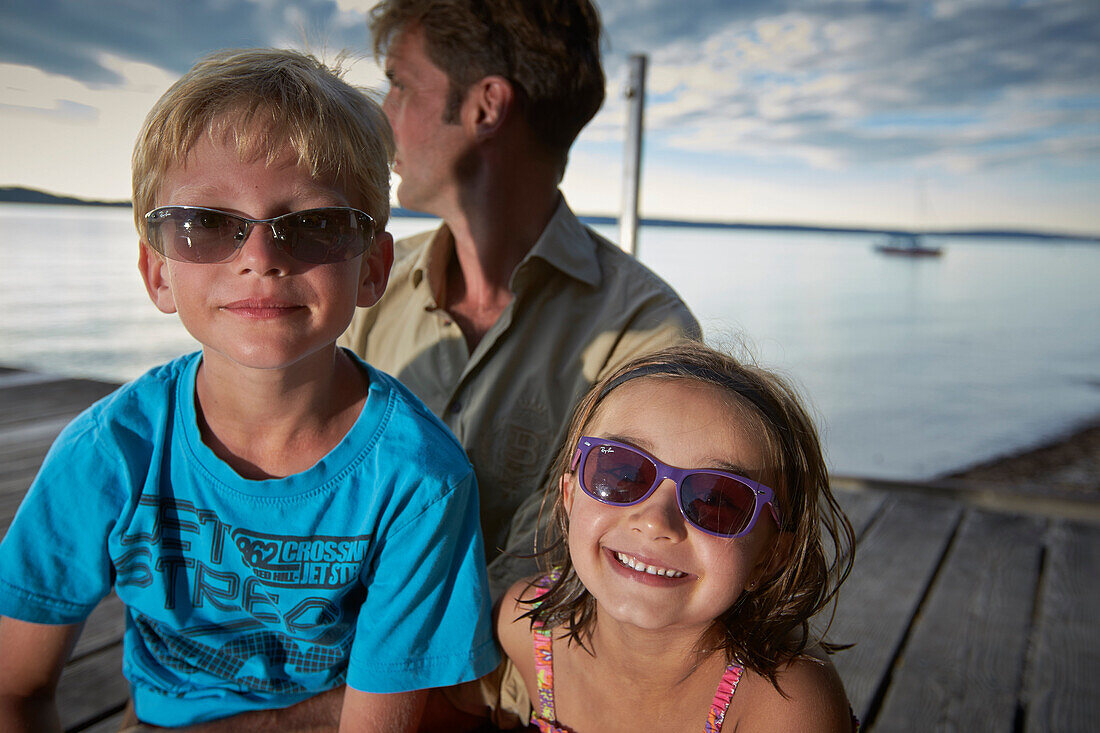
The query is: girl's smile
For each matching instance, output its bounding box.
[610,548,688,579]
[564,377,782,633]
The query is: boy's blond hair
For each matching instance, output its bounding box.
[132,48,393,235]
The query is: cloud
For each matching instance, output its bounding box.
[1,0,1096,230]
[595,0,1100,172]
[0,98,98,122]
[0,0,370,86]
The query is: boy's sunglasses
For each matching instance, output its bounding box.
[572,436,782,539]
[144,206,375,265]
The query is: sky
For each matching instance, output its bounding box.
[1,0,1098,235]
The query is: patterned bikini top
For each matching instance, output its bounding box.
[526,576,743,733]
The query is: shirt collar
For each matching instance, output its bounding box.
[406,196,602,300]
[517,197,601,288]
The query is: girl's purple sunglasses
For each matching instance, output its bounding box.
[571,436,782,538]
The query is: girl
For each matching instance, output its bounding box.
[496,342,858,732]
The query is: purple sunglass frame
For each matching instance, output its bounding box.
[571,436,783,538]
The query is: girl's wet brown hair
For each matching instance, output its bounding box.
[523,341,855,684]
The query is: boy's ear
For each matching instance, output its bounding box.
[466,75,513,141]
[357,231,394,308]
[138,242,177,314]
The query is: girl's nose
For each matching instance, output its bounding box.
[628,479,688,542]
[234,223,293,275]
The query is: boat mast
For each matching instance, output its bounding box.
[619,54,646,256]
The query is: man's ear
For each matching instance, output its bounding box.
[357,231,394,308]
[466,75,514,141]
[138,241,177,314]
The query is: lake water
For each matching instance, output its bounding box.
[2,203,1099,481]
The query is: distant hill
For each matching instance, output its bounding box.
[0,186,440,220]
[577,213,1100,242]
[0,186,130,208]
[1,186,1095,242]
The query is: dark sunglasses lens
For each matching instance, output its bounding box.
[280,209,370,264]
[680,473,756,536]
[150,209,243,263]
[582,444,657,504]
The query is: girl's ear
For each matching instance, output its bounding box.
[561,472,575,513]
[138,242,177,314]
[747,530,795,590]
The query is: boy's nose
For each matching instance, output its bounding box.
[628,479,688,542]
[234,223,293,274]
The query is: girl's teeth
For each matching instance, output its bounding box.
[615,551,685,578]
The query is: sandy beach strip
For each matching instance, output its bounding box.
[828,415,1100,524]
[944,416,1100,494]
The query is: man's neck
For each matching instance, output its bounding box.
[435,172,561,352]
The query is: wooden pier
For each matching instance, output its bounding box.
[1,366,1098,731]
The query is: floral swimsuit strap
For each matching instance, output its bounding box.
[529,572,747,733]
[704,662,744,732]
[529,574,560,728]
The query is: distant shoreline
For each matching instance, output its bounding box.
[2,185,1097,243]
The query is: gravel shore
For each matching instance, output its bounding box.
[943,417,1100,495]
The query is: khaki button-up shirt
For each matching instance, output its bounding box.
[341,199,699,591]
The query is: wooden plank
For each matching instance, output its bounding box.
[0,376,131,728]
[822,487,885,577]
[872,510,1045,732]
[72,593,126,660]
[1024,519,1100,732]
[0,413,72,452]
[834,486,887,539]
[0,439,57,479]
[0,417,74,515]
[0,446,54,500]
[74,710,126,733]
[0,371,69,389]
[825,494,963,722]
[57,643,129,731]
[0,378,116,429]
[0,490,30,537]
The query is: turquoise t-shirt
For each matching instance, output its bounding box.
[0,352,498,726]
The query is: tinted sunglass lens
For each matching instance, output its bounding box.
[582,444,656,504]
[680,474,756,536]
[154,209,242,263]
[281,209,368,264]
[148,207,372,264]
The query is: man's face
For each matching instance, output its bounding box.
[382,25,472,215]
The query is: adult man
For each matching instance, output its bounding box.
[342,0,700,593]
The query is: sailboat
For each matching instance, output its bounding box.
[873,177,944,257]
[874,231,942,256]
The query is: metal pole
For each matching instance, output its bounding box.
[619,54,646,256]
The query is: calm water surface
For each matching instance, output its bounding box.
[3,204,1099,480]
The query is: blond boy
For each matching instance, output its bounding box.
[0,49,496,731]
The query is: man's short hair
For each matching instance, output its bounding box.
[370,0,605,175]
[132,48,393,234]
